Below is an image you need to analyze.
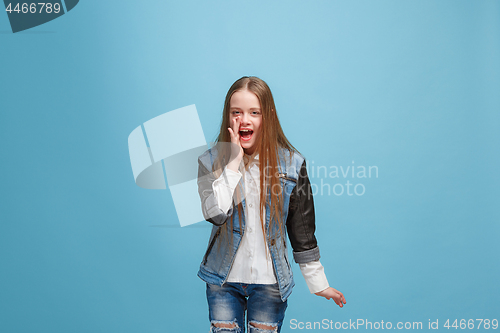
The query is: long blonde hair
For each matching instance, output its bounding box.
[214,76,298,250]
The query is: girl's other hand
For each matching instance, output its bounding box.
[315,287,346,308]
[227,117,243,171]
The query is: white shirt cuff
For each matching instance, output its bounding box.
[299,259,330,294]
[212,166,242,214]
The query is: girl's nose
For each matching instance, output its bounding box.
[240,113,250,124]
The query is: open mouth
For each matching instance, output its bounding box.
[239,129,254,141]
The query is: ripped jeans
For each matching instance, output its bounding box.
[206,282,288,333]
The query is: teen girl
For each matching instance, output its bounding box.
[197,76,346,333]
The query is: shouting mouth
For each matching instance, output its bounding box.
[239,129,254,141]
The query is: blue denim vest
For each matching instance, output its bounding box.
[197,147,305,302]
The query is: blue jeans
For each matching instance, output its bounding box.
[206,282,288,333]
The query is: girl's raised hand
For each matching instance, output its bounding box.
[315,287,346,308]
[227,117,243,171]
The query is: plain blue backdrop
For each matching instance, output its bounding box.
[1,1,499,332]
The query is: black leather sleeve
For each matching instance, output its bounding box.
[286,160,321,264]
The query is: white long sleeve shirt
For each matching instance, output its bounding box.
[211,155,329,294]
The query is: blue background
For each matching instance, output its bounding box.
[1,0,499,332]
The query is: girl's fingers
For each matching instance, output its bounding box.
[229,118,241,144]
[334,289,346,304]
[228,128,236,144]
[228,127,238,143]
[232,117,240,134]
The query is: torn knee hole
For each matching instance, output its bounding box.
[212,321,238,329]
[249,321,277,331]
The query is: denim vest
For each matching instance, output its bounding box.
[197,147,305,302]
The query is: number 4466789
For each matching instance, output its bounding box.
[5,3,62,14]
[444,319,498,330]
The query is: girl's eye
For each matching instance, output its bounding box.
[252,111,261,115]
[231,111,240,115]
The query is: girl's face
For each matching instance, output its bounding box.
[229,89,262,155]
